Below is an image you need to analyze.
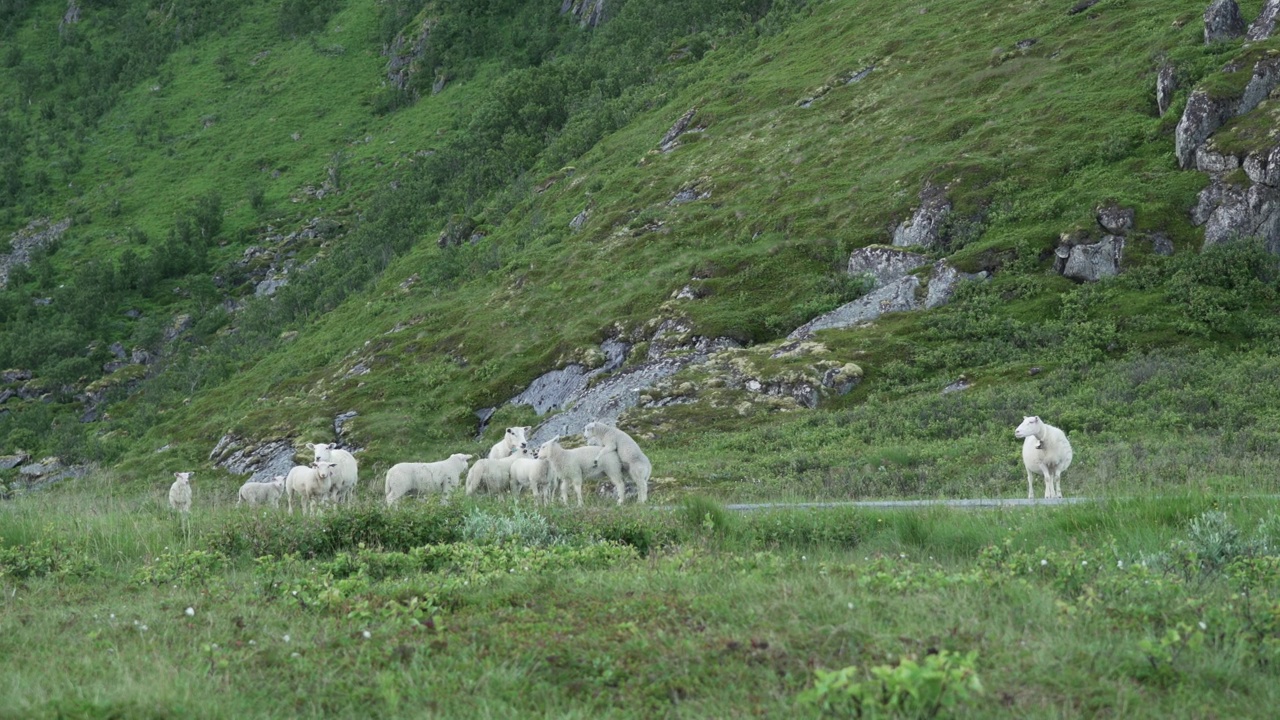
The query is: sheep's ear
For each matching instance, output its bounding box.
[305,443,315,450]
[522,426,531,433]
[174,472,181,479]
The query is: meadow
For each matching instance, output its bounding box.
[2,479,1278,718]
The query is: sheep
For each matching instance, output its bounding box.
[307,443,358,503]
[487,426,531,459]
[1015,416,1073,499]
[238,475,286,508]
[538,436,626,506]
[509,454,551,502]
[583,420,652,504]
[168,472,193,513]
[465,445,533,496]
[385,453,473,506]
[286,461,337,516]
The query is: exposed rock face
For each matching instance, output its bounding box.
[846,246,928,288]
[509,340,629,415]
[560,0,606,27]
[1060,236,1126,282]
[1176,90,1240,169]
[1248,0,1280,40]
[569,208,590,231]
[1096,205,1135,234]
[1157,63,1178,117]
[385,16,435,93]
[1205,0,1247,43]
[659,107,698,153]
[234,217,339,299]
[209,435,299,484]
[789,257,982,339]
[892,182,952,249]
[1175,56,1280,169]
[1199,178,1280,252]
[437,215,478,248]
[0,218,72,288]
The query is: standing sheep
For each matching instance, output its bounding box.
[286,461,337,516]
[1015,416,1073,499]
[385,453,473,506]
[538,437,626,506]
[465,446,533,496]
[238,476,286,508]
[583,420,651,504]
[487,426,531,459]
[168,472,193,513]
[509,453,550,502]
[307,443,358,504]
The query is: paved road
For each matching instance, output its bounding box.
[722,497,1097,511]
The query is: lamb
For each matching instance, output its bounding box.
[238,476,286,508]
[385,453,473,506]
[307,443,358,503]
[487,426,531,459]
[465,445,533,496]
[583,420,651,504]
[538,436,626,506]
[168,472,193,513]
[509,454,551,502]
[286,461,337,516]
[1015,416,1073,499]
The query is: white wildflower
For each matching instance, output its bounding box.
[362,630,372,639]
[283,634,291,643]
[1040,559,1048,566]
[185,607,195,617]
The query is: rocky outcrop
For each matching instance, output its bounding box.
[1157,63,1178,117]
[1057,236,1126,282]
[1248,0,1280,40]
[0,218,71,288]
[892,182,952,249]
[560,0,606,27]
[788,254,983,339]
[233,217,339,298]
[385,16,436,94]
[1204,0,1247,43]
[847,246,929,288]
[659,107,699,153]
[1176,55,1280,169]
[636,341,861,416]
[508,340,629,415]
[209,434,299,484]
[1196,176,1280,252]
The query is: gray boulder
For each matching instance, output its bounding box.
[1096,205,1135,234]
[1060,236,1125,282]
[1176,89,1238,169]
[1204,0,1246,43]
[1248,0,1280,40]
[560,0,606,27]
[788,277,922,339]
[1244,143,1280,186]
[892,182,952,249]
[659,107,698,153]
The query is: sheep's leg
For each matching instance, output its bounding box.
[288,489,294,514]
[1026,471,1036,500]
[1051,472,1062,499]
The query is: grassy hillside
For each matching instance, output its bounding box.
[0,0,1279,501]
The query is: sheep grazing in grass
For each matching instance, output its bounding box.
[509,453,551,502]
[308,443,358,504]
[583,420,652,504]
[168,472,193,513]
[1015,416,1073,499]
[238,476,286,508]
[286,461,337,516]
[465,445,533,496]
[538,436,626,506]
[385,453,473,506]
[487,426,531,459]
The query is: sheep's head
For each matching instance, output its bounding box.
[1014,416,1043,439]
[503,426,530,450]
[173,471,192,485]
[311,460,337,480]
[271,475,285,487]
[308,442,333,461]
[451,453,474,463]
[539,437,560,457]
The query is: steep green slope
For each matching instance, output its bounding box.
[3,0,1280,500]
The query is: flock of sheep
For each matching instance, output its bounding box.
[168,415,1073,513]
[166,420,653,514]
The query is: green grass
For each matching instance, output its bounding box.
[2,484,1280,717]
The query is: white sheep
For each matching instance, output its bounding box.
[583,420,652,504]
[465,445,533,496]
[538,436,626,506]
[286,461,337,516]
[385,453,473,506]
[509,454,551,502]
[487,426,531,459]
[168,472,193,513]
[1015,416,1073,499]
[238,476,286,508]
[307,443,358,503]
